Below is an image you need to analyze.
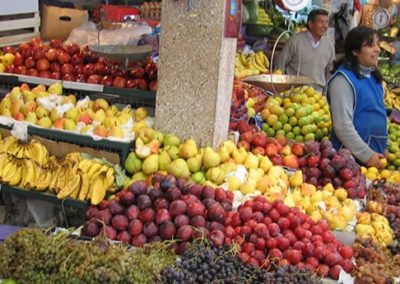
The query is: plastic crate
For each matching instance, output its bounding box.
[1,184,88,227]
[0,74,156,108]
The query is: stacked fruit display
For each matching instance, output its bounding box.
[82,175,234,249]
[0,136,120,204]
[260,87,331,141]
[234,51,270,79]
[352,237,400,283]
[0,38,157,90]
[284,181,358,230]
[386,121,400,170]
[0,83,152,139]
[225,196,354,279]
[355,212,393,246]
[361,165,400,183]
[0,228,176,283]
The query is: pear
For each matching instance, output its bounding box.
[131,172,147,182]
[310,191,323,203]
[25,112,38,125]
[259,156,273,173]
[179,139,198,159]
[220,140,236,154]
[240,179,256,195]
[167,158,190,179]
[108,126,124,138]
[165,145,180,160]
[48,82,63,95]
[93,109,106,123]
[142,154,159,175]
[152,130,164,144]
[289,171,303,188]
[163,133,180,147]
[147,140,161,154]
[37,117,52,128]
[187,153,203,173]
[202,147,221,169]
[205,167,224,185]
[284,194,296,208]
[124,152,142,174]
[339,205,356,222]
[248,168,264,182]
[256,175,272,193]
[219,162,237,175]
[310,210,323,222]
[244,153,259,169]
[191,171,206,184]
[227,176,241,191]
[158,150,171,171]
[232,148,245,164]
[135,144,151,159]
[218,146,230,162]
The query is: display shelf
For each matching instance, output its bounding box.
[0,123,133,165]
[0,73,156,108]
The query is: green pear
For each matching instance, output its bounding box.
[124,152,142,174]
[165,145,180,160]
[163,133,180,147]
[48,82,63,96]
[142,154,159,175]
[191,171,206,184]
[158,150,171,171]
[179,139,198,159]
[152,130,164,144]
[167,158,190,179]
[186,153,203,172]
[202,147,221,169]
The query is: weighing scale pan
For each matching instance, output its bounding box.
[243,74,315,94]
[89,45,153,63]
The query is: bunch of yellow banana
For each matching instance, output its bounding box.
[0,136,49,166]
[355,212,394,246]
[256,7,272,25]
[384,81,400,110]
[76,158,116,204]
[235,51,270,79]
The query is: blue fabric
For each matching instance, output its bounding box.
[329,66,387,154]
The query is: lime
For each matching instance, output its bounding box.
[265,128,275,137]
[293,126,301,135]
[315,129,324,140]
[322,127,330,136]
[285,107,295,117]
[286,132,295,140]
[389,144,399,153]
[289,116,298,126]
[291,103,300,111]
[298,117,308,127]
[388,165,396,170]
[276,130,285,137]
[295,107,307,119]
[283,123,292,133]
[389,134,397,141]
[301,125,310,135]
[304,133,315,141]
[273,121,283,131]
[388,153,396,161]
[262,123,269,132]
[393,159,400,167]
[295,135,304,142]
[279,113,289,124]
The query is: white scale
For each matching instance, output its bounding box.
[373,8,391,29]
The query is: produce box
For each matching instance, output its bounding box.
[40,4,89,41]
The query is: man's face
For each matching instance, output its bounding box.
[308,15,329,38]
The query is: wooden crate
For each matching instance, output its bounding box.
[0,12,41,47]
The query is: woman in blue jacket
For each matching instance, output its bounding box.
[327,26,387,168]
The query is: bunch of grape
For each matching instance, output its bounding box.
[0,228,176,284]
[353,237,400,283]
[160,241,322,284]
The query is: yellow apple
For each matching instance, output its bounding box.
[63,118,76,131]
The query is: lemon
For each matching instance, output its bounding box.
[270,105,284,116]
[368,167,379,174]
[261,108,271,121]
[361,166,367,174]
[366,172,377,180]
[283,123,292,133]
[380,169,391,179]
[266,114,278,126]
[305,86,315,96]
[273,121,283,131]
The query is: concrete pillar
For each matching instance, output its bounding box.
[155,0,236,148]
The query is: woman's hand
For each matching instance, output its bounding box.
[367,152,386,169]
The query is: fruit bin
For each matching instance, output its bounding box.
[0,0,40,47]
[0,74,156,109]
[1,184,88,227]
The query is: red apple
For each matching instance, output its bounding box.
[50,62,61,73]
[94,62,106,75]
[50,71,61,80]
[33,47,45,60]
[27,68,39,77]
[83,63,95,76]
[24,57,35,69]
[57,51,71,65]
[149,80,157,91]
[126,79,136,88]
[45,48,58,62]
[71,54,84,65]
[14,65,27,75]
[291,143,305,156]
[61,63,74,75]
[50,39,62,49]
[73,64,84,75]
[62,73,76,81]
[87,74,101,84]
[39,71,51,78]
[36,58,50,71]
[130,66,145,78]
[65,43,80,56]
[113,76,126,88]
[13,52,24,66]
[2,46,16,54]
[75,74,87,82]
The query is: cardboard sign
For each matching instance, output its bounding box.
[224,0,241,38]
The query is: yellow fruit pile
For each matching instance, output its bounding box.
[355,212,394,246]
[284,176,357,230]
[361,166,400,183]
[0,83,152,140]
[234,51,270,79]
[0,136,118,205]
[0,52,14,72]
[261,86,331,141]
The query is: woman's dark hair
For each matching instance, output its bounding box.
[333,26,382,83]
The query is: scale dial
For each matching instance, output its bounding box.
[373,8,391,29]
